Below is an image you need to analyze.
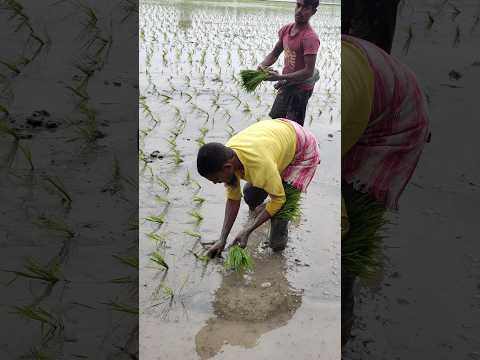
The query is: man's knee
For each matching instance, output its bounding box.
[243,183,268,210]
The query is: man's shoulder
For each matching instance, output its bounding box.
[278,22,294,35]
[303,25,320,39]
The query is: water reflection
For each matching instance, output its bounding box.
[195,223,303,359]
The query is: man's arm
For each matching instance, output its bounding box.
[267,54,317,83]
[232,208,272,248]
[219,198,241,243]
[258,38,284,69]
[206,198,240,257]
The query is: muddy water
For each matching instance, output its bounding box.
[139,1,340,358]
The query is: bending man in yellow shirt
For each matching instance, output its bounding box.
[196,118,320,258]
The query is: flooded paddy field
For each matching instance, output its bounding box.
[139,0,341,359]
[0,1,138,359]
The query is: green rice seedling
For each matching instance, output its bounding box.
[189,250,209,263]
[44,176,72,205]
[18,143,34,170]
[226,51,232,66]
[182,170,191,186]
[162,285,174,299]
[103,301,138,315]
[5,257,61,284]
[154,195,170,205]
[66,85,88,100]
[160,94,172,104]
[193,196,205,206]
[109,276,135,284]
[166,136,177,148]
[34,216,75,238]
[197,107,210,124]
[145,215,164,225]
[102,157,123,194]
[230,92,242,106]
[184,230,201,239]
[121,0,138,23]
[11,305,61,341]
[224,245,254,272]
[0,59,21,74]
[149,251,169,270]
[200,49,206,66]
[162,49,167,65]
[146,232,166,246]
[155,176,170,193]
[138,148,148,164]
[112,254,139,269]
[75,104,102,143]
[273,183,302,221]
[342,191,388,279]
[191,179,201,192]
[240,69,269,93]
[242,102,251,113]
[173,149,183,165]
[184,92,193,103]
[226,124,236,138]
[21,348,50,360]
[128,217,138,231]
[223,110,232,122]
[76,2,98,30]
[188,210,203,225]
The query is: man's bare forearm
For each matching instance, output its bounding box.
[219,199,241,244]
[245,208,271,235]
[260,52,280,68]
[279,67,314,83]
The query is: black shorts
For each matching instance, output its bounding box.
[269,85,313,126]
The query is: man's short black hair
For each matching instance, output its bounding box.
[197,142,233,178]
[304,0,319,10]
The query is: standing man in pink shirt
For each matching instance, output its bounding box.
[259,0,321,126]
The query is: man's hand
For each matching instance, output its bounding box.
[257,63,267,71]
[205,240,226,258]
[264,69,283,82]
[230,230,250,249]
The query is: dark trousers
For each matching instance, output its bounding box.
[243,183,268,211]
[269,86,313,126]
[243,183,288,251]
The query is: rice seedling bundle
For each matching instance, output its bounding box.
[150,251,169,270]
[342,191,388,279]
[239,69,269,93]
[224,245,253,272]
[273,183,302,221]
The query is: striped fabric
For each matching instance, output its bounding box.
[341,35,430,210]
[280,119,320,191]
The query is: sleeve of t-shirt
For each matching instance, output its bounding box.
[303,32,320,55]
[278,24,288,40]
[225,178,242,201]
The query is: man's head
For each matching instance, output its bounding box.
[294,0,318,25]
[197,143,238,186]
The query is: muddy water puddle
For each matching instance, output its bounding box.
[139,1,340,358]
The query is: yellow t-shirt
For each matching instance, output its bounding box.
[225,119,297,216]
[341,39,375,157]
[341,39,375,240]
